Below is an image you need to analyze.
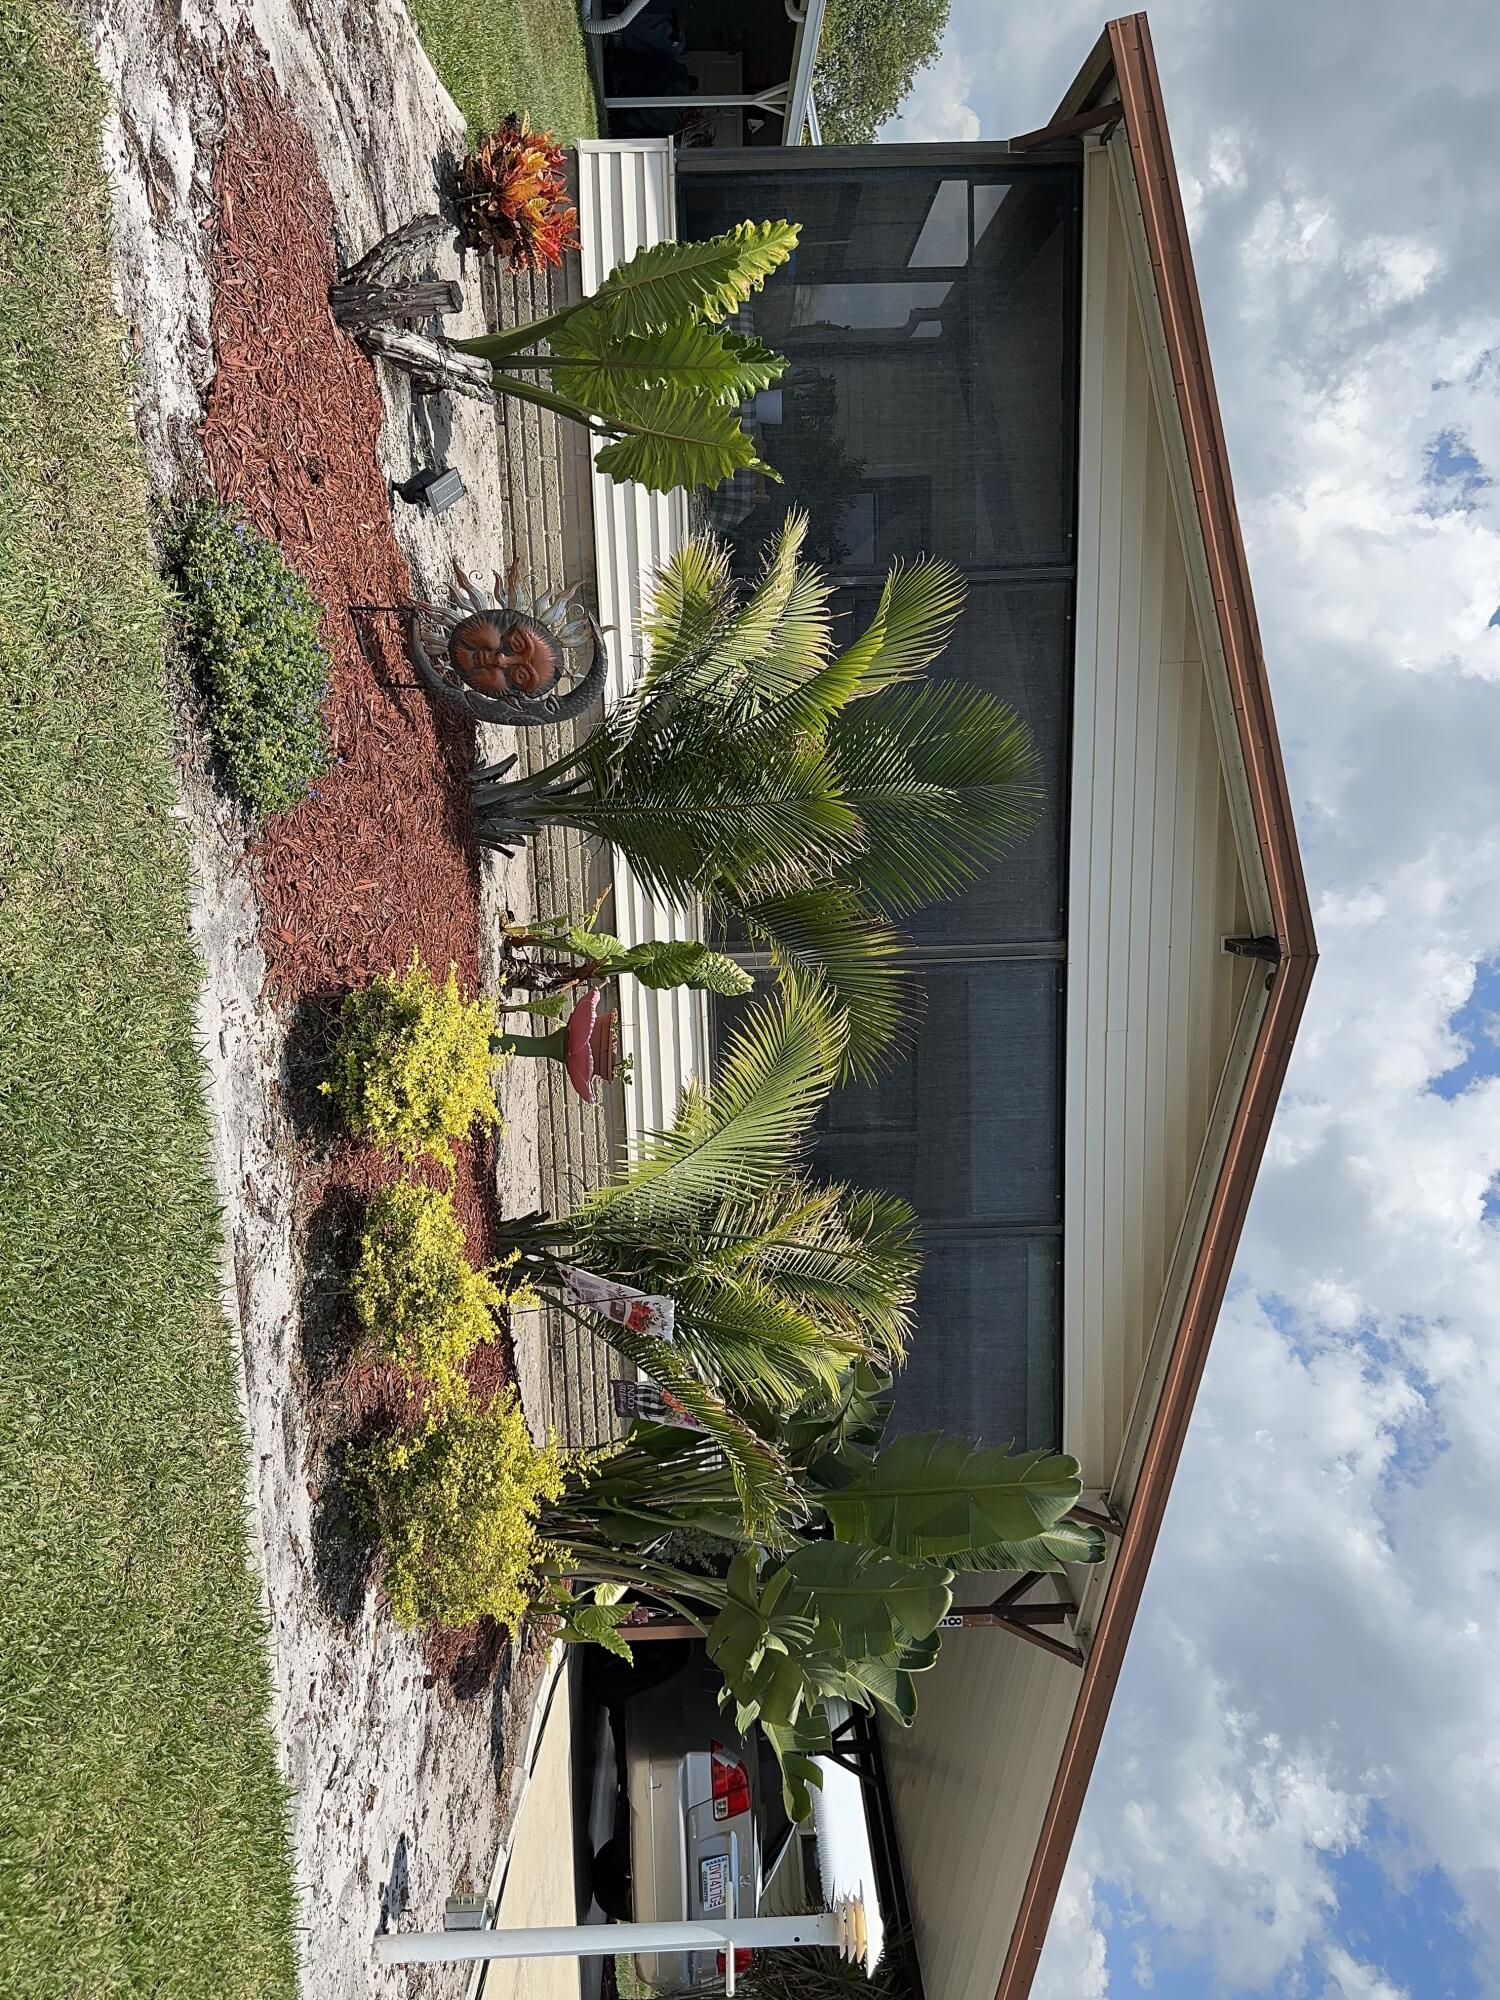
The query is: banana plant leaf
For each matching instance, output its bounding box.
[945,1517,1108,1575]
[783,1539,953,1658]
[820,1433,1085,1559]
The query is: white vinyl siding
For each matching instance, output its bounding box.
[1062,137,1262,1494]
[575,142,704,1147]
[880,1619,1079,2000]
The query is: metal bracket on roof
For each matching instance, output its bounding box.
[1223,934,1282,964]
[941,1575,1085,1669]
[1008,102,1123,150]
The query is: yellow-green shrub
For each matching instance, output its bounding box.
[352,1180,537,1398]
[361,1388,565,1631]
[323,955,502,1163]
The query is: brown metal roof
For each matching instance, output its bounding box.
[994,15,1317,1999]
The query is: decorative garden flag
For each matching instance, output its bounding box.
[558,1264,676,1341]
[611,1380,707,1432]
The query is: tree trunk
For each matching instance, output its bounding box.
[330,277,463,330]
[339,212,456,287]
[357,323,494,402]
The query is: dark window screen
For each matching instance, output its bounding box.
[678,169,1078,574]
[683,156,1081,1451]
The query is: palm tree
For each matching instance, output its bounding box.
[472,514,1039,1073]
[498,981,921,1533]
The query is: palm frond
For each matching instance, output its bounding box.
[639,539,738,695]
[691,1180,919,1366]
[737,883,920,1077]
[545,722,860,906]
[593,1321,804,1540]
[828,560,969,697]
[577,980,846,1239]
[830,681,1041,915]
[663,1273,855,1407]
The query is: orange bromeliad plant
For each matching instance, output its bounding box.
[453,115,580,273]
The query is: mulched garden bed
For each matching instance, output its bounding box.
[200,52,512,1620]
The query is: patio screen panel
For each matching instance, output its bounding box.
[679,155,1081,1452]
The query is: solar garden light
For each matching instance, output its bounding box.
[394,465,466,515]
[374,1894,877,1995]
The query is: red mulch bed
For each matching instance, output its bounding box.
[200,59,512,1473]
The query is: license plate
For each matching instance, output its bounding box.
[699,1855,730,1912]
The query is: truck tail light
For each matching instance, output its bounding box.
[716,1950,754,1976]
[710,1741,751,1820]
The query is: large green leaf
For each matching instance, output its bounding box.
[585,220,801,335]
[822,1434,1085,1559]
[946,1517,1108,1574]
[552,929,752,998]
[619,939,754,997]
[784,1540,953,1657]
[549,313,787,411]
[588,382,775,495]
[706,1552,821,1707]
[578,980,845,1238]
[839,1630,942,1726]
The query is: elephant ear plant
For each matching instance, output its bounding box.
[331,215,799,496]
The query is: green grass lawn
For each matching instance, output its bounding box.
[0,7,299,1997]
[408,0,600,140]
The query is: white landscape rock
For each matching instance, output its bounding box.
[82,3,563,1994]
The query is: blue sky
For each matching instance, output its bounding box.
[884,7,1500,1998]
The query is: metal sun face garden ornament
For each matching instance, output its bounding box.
[410,558,608,726]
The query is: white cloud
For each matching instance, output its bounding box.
[883,51,980,143]
[1323,1945,1411,2000]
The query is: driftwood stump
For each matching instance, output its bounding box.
[329,276,463,329]
[332,215,490,400]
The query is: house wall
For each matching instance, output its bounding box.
[574,142,705,1151]
[874,134,1274,2000]
[878,1621,1079,2000]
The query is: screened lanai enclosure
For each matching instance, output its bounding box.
[679,153,1083,1452]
